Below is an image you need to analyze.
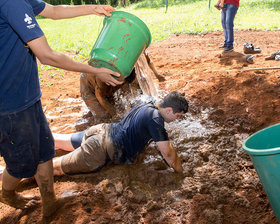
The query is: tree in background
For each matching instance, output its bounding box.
[43,0,141,7]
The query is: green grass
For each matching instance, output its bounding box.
[37,0,280,59]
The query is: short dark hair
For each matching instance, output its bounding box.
[159,91,188,113]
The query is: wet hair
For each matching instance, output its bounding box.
[159,91,188,113]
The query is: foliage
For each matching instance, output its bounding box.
[37,0,280,59]
[44,0,142,6]
[242,0,280,10]
[134,0,205,9]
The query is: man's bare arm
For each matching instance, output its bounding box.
[27,36,123,86]
[156,141,183,173]
[40,4,115,20]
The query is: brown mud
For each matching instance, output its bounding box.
[1,30,280,224]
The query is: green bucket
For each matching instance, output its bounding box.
[242,123,280,222]
[89,11,151,81]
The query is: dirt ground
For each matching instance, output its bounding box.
[1,30,280,224]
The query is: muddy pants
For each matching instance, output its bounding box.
[61,124,114,175]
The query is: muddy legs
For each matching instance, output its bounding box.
[35,160,76,218]
[0,168,39,209]
[1,160,76,218]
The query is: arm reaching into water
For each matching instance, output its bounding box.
[156,141,183,173]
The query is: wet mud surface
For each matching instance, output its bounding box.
[1,30,280,223]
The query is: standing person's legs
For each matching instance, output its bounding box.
[0,101,75,217]
[34,102,78,217]
[35,159,77,217]
[0,102,47,209]
[34,159,61,217]
[1,168,38,208]
[221,6,227,45]
[224,4,238,47]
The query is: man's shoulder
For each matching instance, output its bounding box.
[138,101,158,115]
[138,103,164,124]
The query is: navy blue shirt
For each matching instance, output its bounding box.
[0,0,45,115]
[110,102,169,164]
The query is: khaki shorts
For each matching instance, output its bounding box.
[61,123,114,175]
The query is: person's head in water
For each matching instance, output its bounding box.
[158,91,188,123]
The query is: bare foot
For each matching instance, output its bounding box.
[0,189,40,209]
[43,190,79,218]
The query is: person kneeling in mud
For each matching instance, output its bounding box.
[80,68,137,123]
[80,50,165,123]
[53,91,188,176]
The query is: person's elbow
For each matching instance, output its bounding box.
[37,54,54,66]
[36,50,59,66]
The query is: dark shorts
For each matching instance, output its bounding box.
[0,101,55,178]
[61,124,114,175]
[71,131,84,149]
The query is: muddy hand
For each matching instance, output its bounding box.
[91,5,115,17]
[90,67,124,86]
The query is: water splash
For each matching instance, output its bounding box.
[166,108,219,147]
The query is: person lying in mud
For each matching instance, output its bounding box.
[52,91,188,176]
[81,50,165,123]
[0,92,187,179]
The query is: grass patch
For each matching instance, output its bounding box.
[37,0,280,60]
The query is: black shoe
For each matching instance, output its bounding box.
[219,43,227,48]
[224,46,233,52]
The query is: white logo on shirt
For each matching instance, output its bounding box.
[24,14,32,24]
[24,13,36,29]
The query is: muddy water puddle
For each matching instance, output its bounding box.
[102,107,273,223]
[78,104,271,223]
[43,93,275,223]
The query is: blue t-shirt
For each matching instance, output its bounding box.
[110,101,169,164]
[0,0,45,115]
